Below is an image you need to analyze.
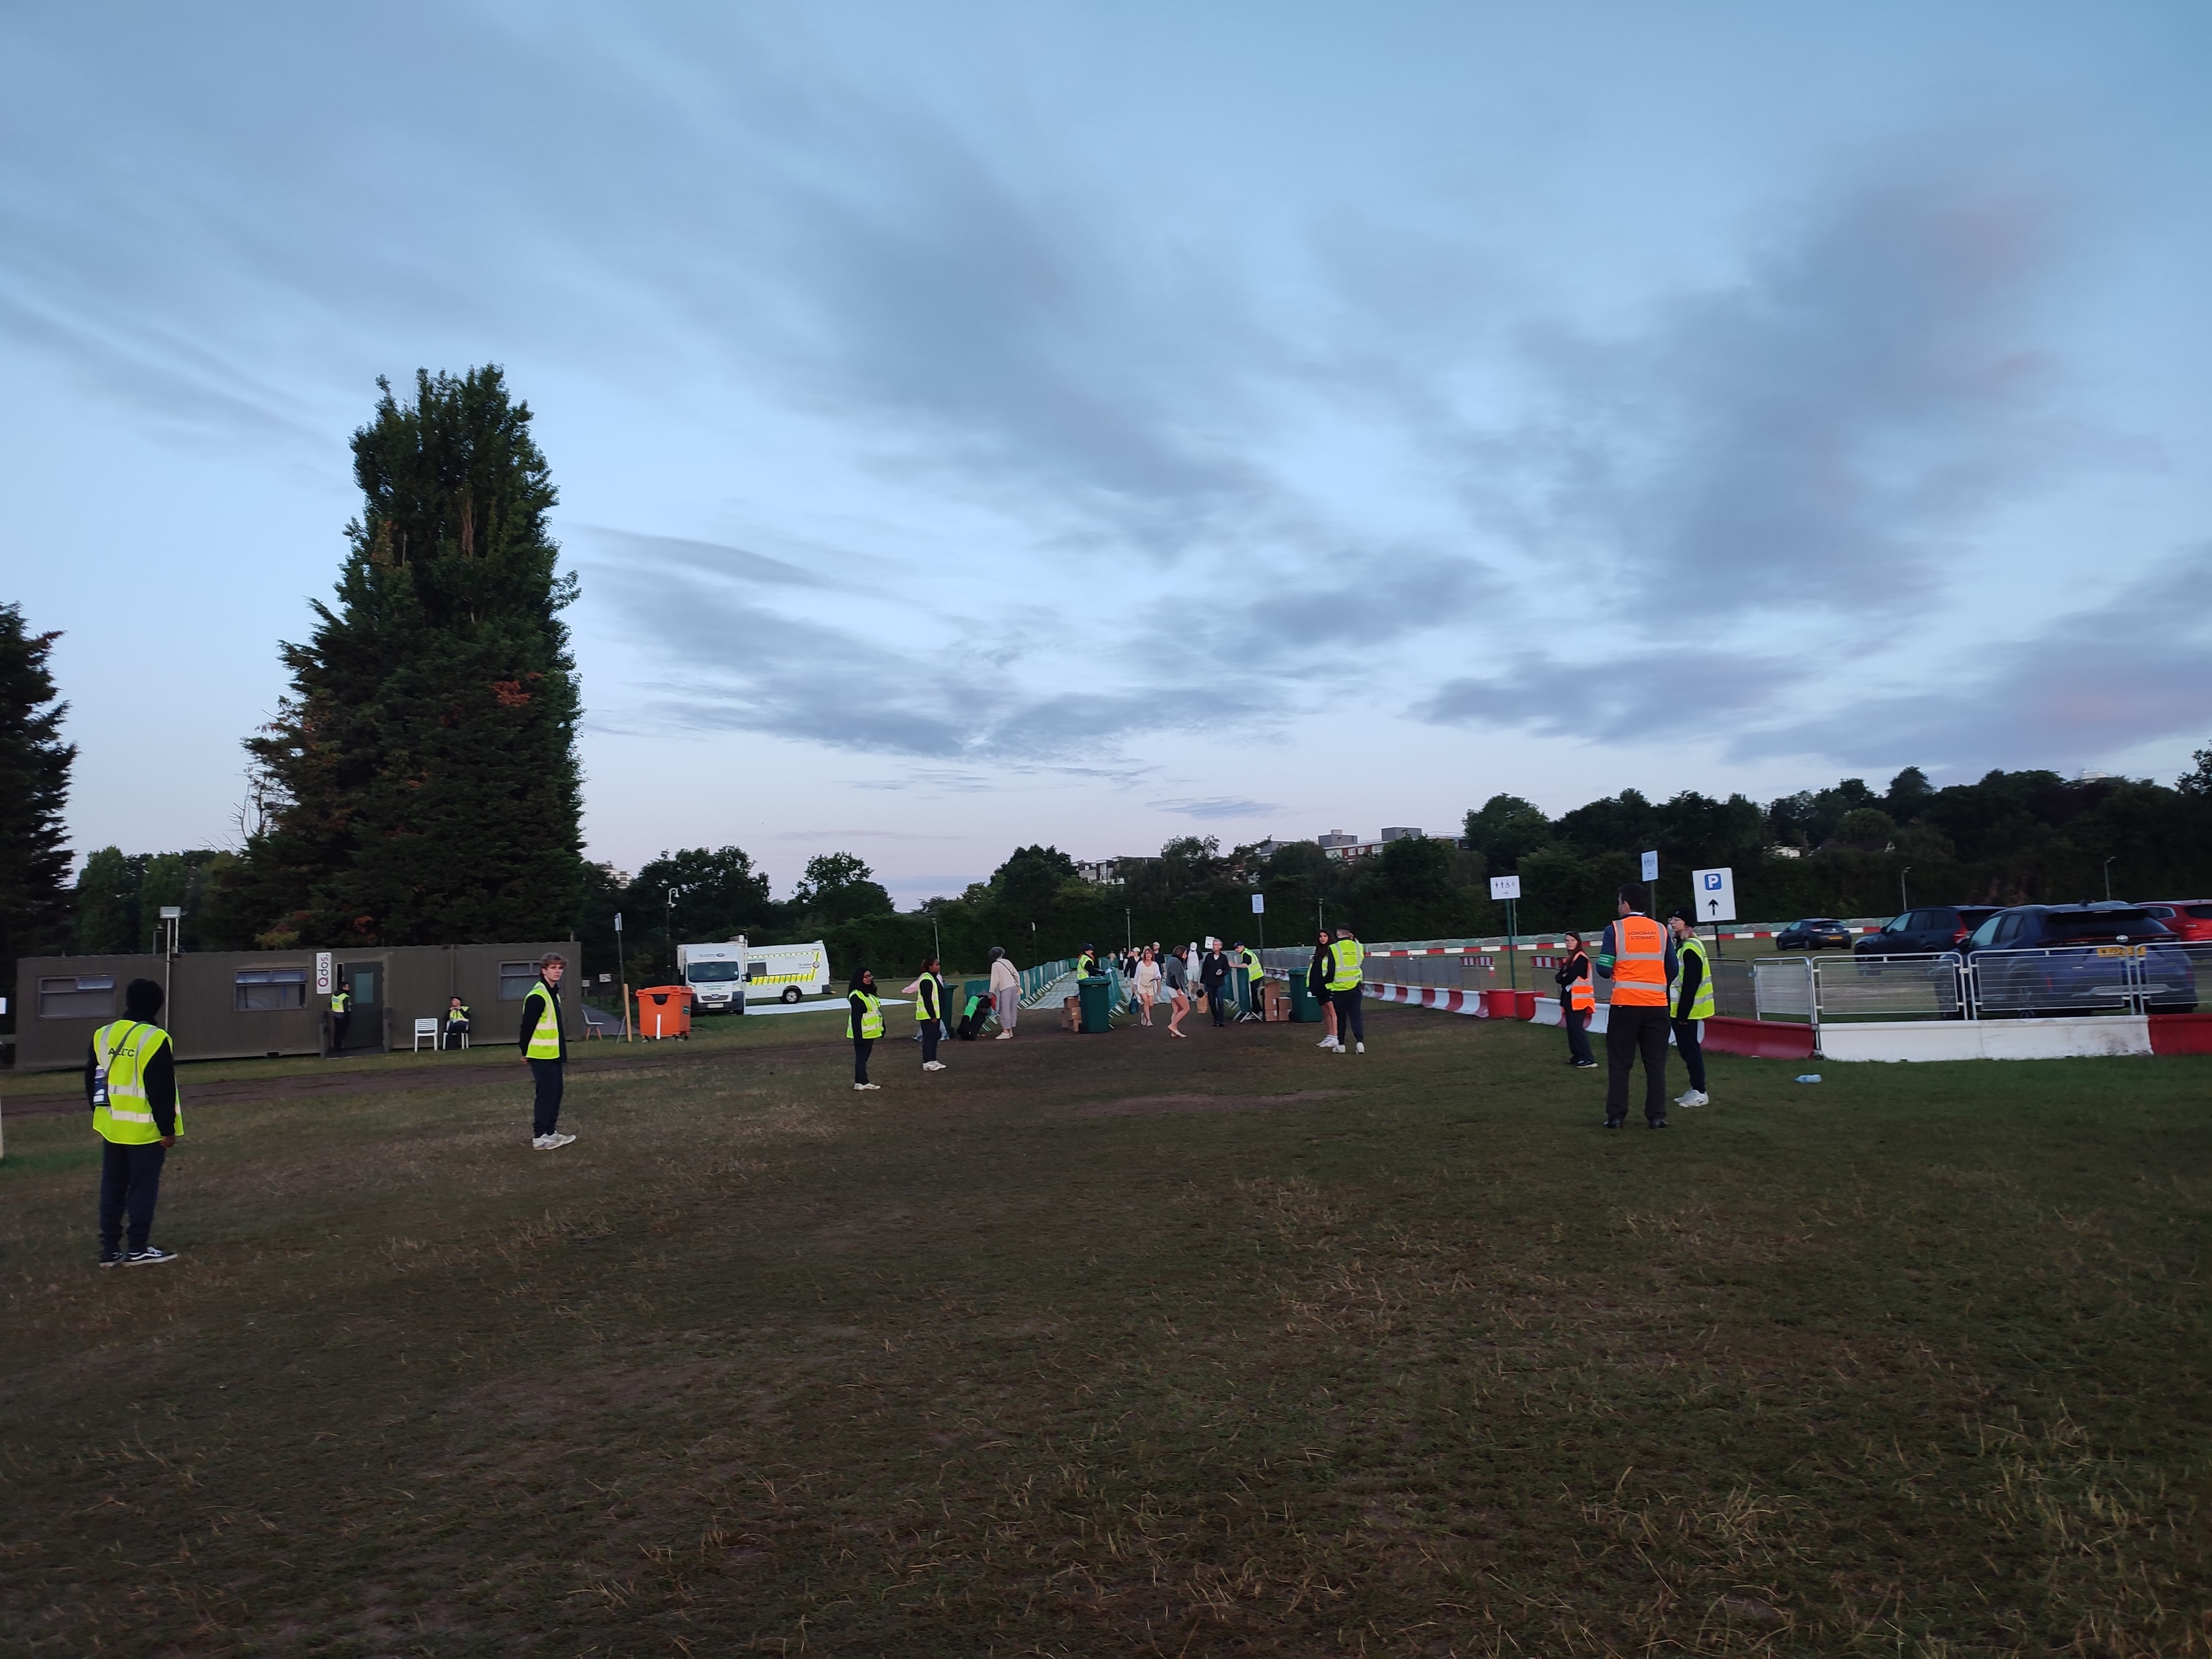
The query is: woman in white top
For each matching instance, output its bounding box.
[987,947,1021,1039]
[1133,946,1162,1025]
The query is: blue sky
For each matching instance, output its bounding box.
[5,2,2208,905]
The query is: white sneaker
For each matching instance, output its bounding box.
[1355,1042,1365,1053]
[533,1131,576,1150]
[1677,1089,1709,1108]
[1317,1036,1339,1048]
[994,1032,1012,1040]
[853,1081,881,1091]
[922,1061,945,1072]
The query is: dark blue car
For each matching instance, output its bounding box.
[1776,918,1853,951]
[1963,904,2196,1016]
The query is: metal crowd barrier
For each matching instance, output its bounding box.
[1751,943,2203,1030]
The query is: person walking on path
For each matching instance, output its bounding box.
[1667,909,1714,1108]
[1200,942,1232,1027]
[988,947,1020,1039]
[848,968,884,1089]
[1327,924,1366,1053]
[88,977,182,1267]
[1311,931,1340,1050]
[1556,932,1597,1068]
[1134,947,1162,1025]
[519,952,574,1150]
[905,957,948,1072]
[1162,945,1192,1036]
[1594,884,1677,1128]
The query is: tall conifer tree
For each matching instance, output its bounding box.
[0,603,75,999]
[233,368,583,946]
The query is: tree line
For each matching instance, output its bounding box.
[6,363,2211,1022]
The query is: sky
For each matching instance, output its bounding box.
[4,1,2209,906]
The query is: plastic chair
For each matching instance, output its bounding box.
[411,1018,440,1051]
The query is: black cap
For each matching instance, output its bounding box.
[1668,906,1697,926]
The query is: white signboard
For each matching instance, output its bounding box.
[1489,875,1522,901]
[1692,867,1738,924]
[1251,893,1265,914]
[314,951,333,996]
[1640,849,1660,883]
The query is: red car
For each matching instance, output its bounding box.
[2140,901,2212,942]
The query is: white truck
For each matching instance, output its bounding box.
[678,938,833,1011]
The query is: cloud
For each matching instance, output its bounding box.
[1469,152,2081,624]
[1151,797,1281,820]
[571,526,830,589]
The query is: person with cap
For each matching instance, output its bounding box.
[442,994,471,1050]
[1667,909,1714,1108]
[1594,883,1678,1128]
[1076,943,1104,979]
[1232,940,1265,1021]
[1554,931,1597,1068]
[518,952,575,1150]
[88,977,182,1266]
[1327,924,1365,1053]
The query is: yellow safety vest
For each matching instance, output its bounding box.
[852,989,884,1039]
[1673,933,1716,1020]
[91,1020,180,1145]
[522,984,563,1059]
[1327,937,1364,992]
[1239,948,1261,982]
[447,1003,469,1023]
[914,975,940,1023]
[330,989,351,1015]
[1608,915,1670,1007]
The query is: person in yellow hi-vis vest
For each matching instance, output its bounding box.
[847,967,884,1091]
[87,978,182,1267]
[1327,925,1366,1053]
[518,953,573,1150]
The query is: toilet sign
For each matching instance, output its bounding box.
[315,951,333,996]
[1489,875,1521,901]
[1692,867,1737,924]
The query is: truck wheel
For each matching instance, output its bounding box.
[782,986,801,1003]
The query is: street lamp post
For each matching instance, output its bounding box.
[1899,867,1912,913]
[2103,855,2116,901]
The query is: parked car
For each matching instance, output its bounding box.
[1776,918,1853,951]
[1961,904,2195,1016]
[2139,900,2212,943]
[1853,904,2005,957]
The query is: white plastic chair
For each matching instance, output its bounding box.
[411,1018,440,1052]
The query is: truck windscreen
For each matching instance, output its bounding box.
[687,961,744,982]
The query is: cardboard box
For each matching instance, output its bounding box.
[1062,996,1081,1031]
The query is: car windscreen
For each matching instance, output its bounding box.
[2041,911,2172,940]
[686,961,744,982]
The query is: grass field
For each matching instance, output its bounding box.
[3,1005,2207,1656]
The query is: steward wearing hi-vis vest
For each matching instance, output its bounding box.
[1595,886,1679,1128]
[1667,908,1714,1109]
[86,978,182,1266]
[1325,928,1368,1053]
[848,968,885,1089]
[518,954,574,1150]
[328,984,352,1053]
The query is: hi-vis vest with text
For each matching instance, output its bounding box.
[852,989,885,1039]
[1673,933,1716,1020]
[1327,937,1364,993]
[91,1020,180,1145]
[523,984,562,1059]
[1608,915,1670,1007]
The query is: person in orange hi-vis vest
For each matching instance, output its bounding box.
[1594,882,1679,1129]
[1554,931,1597,1069]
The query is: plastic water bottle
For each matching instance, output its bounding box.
[1794,1073,1822,1084]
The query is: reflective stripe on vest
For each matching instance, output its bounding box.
[524,986,562,1059]
[1674,934,1717,1020]
[91,1021,179,1145]
[853,990,884,1039]
[1569,968,1595,1012]
[1609,915,1669,1006]
[1327,937,1364,992]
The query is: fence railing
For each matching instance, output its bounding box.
[1751,943,2203,1029]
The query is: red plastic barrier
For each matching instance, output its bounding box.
[1514,990,1538,1021]
[2149,1013,2212,1055]
[1700,1016,1815,1060]
[1484,989,1519,1019]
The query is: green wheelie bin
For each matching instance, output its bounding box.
[1077,975,1113,1034]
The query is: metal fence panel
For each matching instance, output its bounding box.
[1970,943,2199,1019]
[1812,953,1965,1022]
[1753,958,1813,1022]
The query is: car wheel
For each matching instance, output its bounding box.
[782,985,801,1004]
